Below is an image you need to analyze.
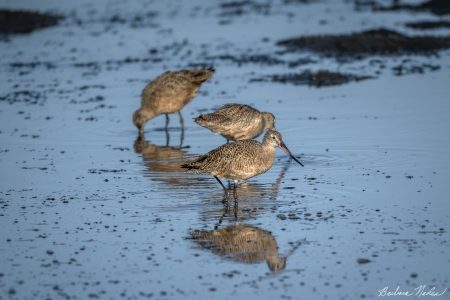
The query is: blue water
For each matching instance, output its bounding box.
[1,0,449,299]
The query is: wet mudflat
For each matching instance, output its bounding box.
[1,0,450,299]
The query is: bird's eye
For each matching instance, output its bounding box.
[272,136,276,139]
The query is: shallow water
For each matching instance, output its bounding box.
[1,0,450,299]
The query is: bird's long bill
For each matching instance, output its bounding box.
[279,141,304,167]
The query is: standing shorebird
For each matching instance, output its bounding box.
[194,103,275,142]
[181,129,303,199]
[133,68,215,136]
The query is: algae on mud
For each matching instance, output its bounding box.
[405,20,450,30]
[365,0,450,16]
[0,9,62,35]
[251,71,373,87]
[277,28,450,56]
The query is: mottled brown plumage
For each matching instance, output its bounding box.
[182,129,302,181]
[133,68,215,134]
[181,129,303,197]
[191,224,286,272]
[194,103,275,141]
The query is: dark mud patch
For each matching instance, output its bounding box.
[218,0,316,18]
[9,61,57,70]
[218,1,272,18]
[0,91,45,105]
[206,54,284,66]
[205,54,315,67]
[0,9,62,35]
[405,20,450,30]
[88,169,126,174]
[251,71,372,87]
[70,56,163,74]
[277,28,450,57]
[63,9,158,29]
[105,11,158,28]
[392,62,440,76]
[363,0,450,16]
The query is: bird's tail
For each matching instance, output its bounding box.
[189,67,215,84]
[194,113,227,127]
[180,162,197,170]
[193,114,210,126]
[180,155,207,173]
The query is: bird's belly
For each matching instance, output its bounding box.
[215,161,272,181]
[153,97,192,114]
[222,124,263,141]
[147,87,198,114]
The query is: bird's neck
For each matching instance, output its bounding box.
[141,108,157,120]
[260,141,276,162]
[261,138,274,148]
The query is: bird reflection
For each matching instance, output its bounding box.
[191,223,286,273]
[134,131,219,193]
[134,132,187,168]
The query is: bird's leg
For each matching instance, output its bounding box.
[165,114,170,146]
[214,201,230,230]
[165,113,170,130]
[178,111,184,148]
[178,111,184,129]
[233,182,238,220]
[214,176,229,200]
[214,176,228,192]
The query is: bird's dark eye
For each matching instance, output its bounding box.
[272,136,276,139]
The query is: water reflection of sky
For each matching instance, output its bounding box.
[1,0,450,299]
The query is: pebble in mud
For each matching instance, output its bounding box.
[357,258,371,264]
[277,213,287,220]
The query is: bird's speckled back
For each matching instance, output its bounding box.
[182,138,276,181]
[195,103,272,141]
[141,69,215,113]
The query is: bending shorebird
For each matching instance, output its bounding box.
[181,129,303,199]
[133,68,215,135]
[194,103,275,141]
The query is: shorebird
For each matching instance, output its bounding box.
[191,224,286,273]
[181,129,303,199]
[133,68,215,135]
[194,103,275,142]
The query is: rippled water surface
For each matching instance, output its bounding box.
[1,0,450,299]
